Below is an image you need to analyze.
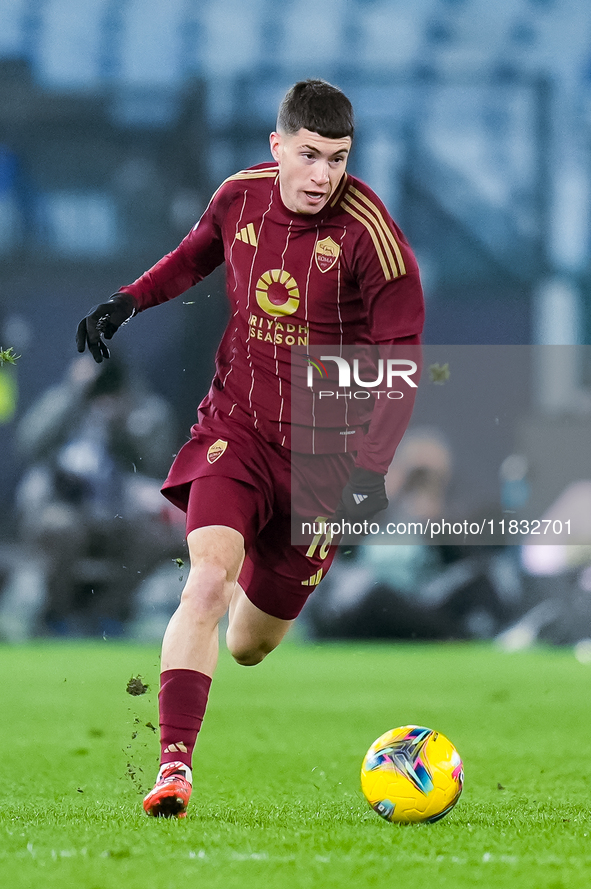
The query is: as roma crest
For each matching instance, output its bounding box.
[315,236,340,273]
[207,439,228,464]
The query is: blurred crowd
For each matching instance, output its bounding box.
[0,354,185,639]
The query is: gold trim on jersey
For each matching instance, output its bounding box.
[341,185,406,280]
[348,185,406,275]
[193,168,278,230]
[330,173,349,208]
[235,222,258,247]
[225,167,278,183]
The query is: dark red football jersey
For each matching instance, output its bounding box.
[120,163,424,472]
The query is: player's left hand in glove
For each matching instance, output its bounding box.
[334,467,388,522]
[75,292,137,363]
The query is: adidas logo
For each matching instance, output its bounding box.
[353,493,369,505]
[301,568,323,587]
[164,742,188,754]
[235,222,258,247]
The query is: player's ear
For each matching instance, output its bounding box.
[269,131,282,162]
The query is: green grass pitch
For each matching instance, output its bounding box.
[0,638,590,888]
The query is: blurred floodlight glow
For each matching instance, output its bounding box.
[35,0,106,88]
[119,0,186,86]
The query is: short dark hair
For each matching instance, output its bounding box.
[277,79,354,140]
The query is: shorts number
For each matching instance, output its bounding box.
[305,516,333,560]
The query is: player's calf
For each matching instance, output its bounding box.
[226,633,276,666]
[226,587,293,666]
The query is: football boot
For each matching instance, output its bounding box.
[143,761,192,818]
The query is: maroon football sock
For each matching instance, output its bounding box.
[158,668,212,770]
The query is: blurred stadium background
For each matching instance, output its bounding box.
[1,0,591,642]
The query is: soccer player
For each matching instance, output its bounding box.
[76,79,424,817]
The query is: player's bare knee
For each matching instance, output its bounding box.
[180,561,233,621]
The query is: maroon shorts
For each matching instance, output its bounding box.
[161,411,353,620]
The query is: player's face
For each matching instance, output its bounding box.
[270,128,352,215]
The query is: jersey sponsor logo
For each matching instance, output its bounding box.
[235,222,258,247]
[255,269,300,317]
[315,236,340,273]
[248,312,309,345]
[207,439,228,464]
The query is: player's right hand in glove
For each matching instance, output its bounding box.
[333,466,389,523]
[76,292,137,363]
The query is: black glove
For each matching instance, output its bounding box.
[334,467,388,522]
[75,292,137,363]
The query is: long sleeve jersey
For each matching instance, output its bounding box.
[120,163,425,474]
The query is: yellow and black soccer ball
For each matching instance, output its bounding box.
[361,725,463,823]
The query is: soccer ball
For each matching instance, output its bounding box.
[361,725,463,824]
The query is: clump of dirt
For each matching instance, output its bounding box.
[126,759,146,793]
[126,675,149,696]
